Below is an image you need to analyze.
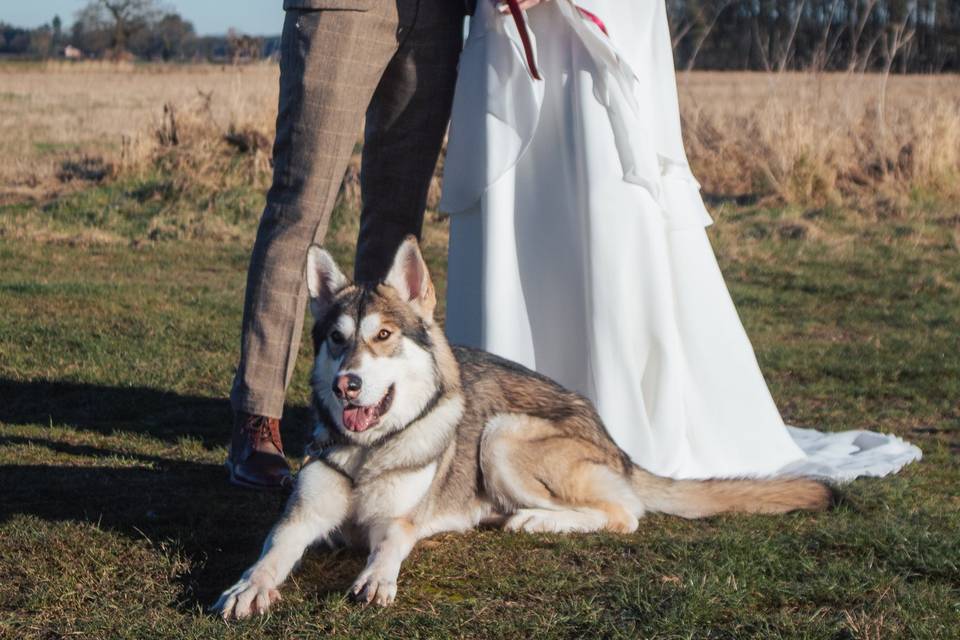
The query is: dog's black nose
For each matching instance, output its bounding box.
[333,373,362,400]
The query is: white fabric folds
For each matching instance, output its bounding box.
[441,0,921,481]
[441,0,712,230]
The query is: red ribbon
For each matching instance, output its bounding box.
[500,1,609,80]
[504,0,541,80]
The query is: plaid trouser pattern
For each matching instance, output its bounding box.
[231,0,464,418]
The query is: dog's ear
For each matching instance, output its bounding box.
[306,245,349,319]
[385,235,436,319]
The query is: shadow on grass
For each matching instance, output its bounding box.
[0,379,364,611]
[702,192,761,208]
[0,434,367,611]
[0,378,310,455]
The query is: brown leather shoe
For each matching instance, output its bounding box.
[226,412,292,489]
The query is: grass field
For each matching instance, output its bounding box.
[2,63,958,209]
[0,63,277,204]
[1,64,959,638]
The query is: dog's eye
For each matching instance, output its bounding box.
[329,330,345,344]
[377,329,392,341]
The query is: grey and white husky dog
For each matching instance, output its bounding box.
[214,237,831,619]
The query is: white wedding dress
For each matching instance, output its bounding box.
[440,0,921,481]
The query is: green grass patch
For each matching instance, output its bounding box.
[1,189,958,638]
[32,141,82,156]
[0,170,266,243]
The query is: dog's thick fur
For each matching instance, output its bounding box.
[214,237,832,619]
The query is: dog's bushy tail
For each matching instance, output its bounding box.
[630,467,833,519]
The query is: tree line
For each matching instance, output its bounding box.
[668,0,960,72]
[2,0,957,71]
[0,0,279,62]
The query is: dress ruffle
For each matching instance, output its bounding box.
[782,427,922,482]
[442,0,922,483]
[441,0,711,230]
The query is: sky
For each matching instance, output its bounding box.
[2,1,285,37]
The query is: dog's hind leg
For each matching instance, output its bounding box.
[213,461,352,620]
[503,508,609,533]
[480,414,640,534]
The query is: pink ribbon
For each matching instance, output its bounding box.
[576,6,608,36]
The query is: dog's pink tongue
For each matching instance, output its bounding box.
[342,405,378,432]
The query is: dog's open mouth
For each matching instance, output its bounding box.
[342,384,395,433]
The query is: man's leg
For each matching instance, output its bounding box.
[228,5,401,488]
[354,0,465,283]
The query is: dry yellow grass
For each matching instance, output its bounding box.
[2,63,958,214]
[0,62,278,203]
[677,71,960,209]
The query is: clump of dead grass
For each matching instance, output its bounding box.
[3,66,958,243]
[166,70,955,224]
[147,93,273,192]
[679,72,960,214]
[104,88,278,242]
[0,63,279,204]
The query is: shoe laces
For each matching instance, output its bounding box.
[243,415,284,454]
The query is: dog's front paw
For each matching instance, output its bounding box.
[351,568,398,607]
[212,575,281,621]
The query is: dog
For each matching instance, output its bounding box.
[214,236,832,619]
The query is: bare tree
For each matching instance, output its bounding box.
[226,29,264,65]
[846,0,881,71]
[670,1,709,51]
[775,0,809,71]
[683,0,735,72]
[75,0,162,58]
[879,2,918,125]
[810,0,847,72]
[751,14,773,72]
